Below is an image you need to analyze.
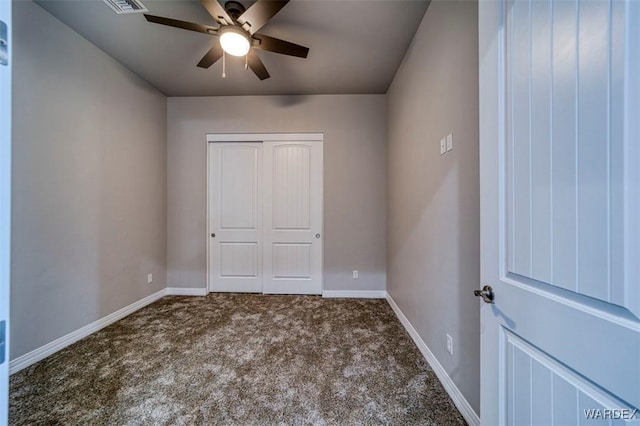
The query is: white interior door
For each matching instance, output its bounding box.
[0,1,11,421]
[479,0,640,424]
[209,143,263,293]
[262,141,323,295]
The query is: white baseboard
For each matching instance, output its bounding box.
[9,289,167,375]
[386,293,481,426]
[322,290,387,299]
[166,287,208,296]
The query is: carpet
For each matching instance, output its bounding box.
[10,294,467,425]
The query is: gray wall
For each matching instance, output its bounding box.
[386,0,480,414]
[167,95,386,292]
[11,1,167,359]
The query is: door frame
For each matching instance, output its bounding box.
[0,0,11,421]
[205,133,324,294]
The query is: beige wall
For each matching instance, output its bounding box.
[11,1,167,359]
[167,95,386,292]
[386,0,480,414]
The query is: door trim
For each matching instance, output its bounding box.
[207,133,323,143]
[0,1,11,419]
[205,133,324,294]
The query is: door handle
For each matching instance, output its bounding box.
[210,233,216,238]
[315,233,321,239]
[474,285,495,304]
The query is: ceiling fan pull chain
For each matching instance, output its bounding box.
[222,50,226,78]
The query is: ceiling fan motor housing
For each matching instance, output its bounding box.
[224,1,246,21]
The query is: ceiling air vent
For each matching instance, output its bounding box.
[103,0,148,14]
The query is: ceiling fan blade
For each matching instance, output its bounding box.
[247,51,270,80]
[253,34,309,58]
[144,14,218,36]
[197,44,224,68]
[237,0,289,34]
[200,0,233,26]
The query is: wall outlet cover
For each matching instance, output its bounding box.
[440,138,446,155]
[446,133,453,151]
[147,273,153,284]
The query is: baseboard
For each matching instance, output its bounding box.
[9,289,167,375]
[166,287,208,296]
[386,293,481,426]
[322,290,387,299]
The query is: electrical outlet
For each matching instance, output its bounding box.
[446,334,453,355]
[353,270,359,279]
[446,133,453,152]
[439,137,446,155]
[147,273,153,284]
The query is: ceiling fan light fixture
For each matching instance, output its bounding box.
[219,26,251,57]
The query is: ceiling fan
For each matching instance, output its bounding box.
[144,0,309,80]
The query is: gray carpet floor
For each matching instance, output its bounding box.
[10,294,466,425]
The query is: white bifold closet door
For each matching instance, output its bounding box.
[208,140,323,295]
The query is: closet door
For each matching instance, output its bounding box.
[209,143,263,293]
[262,141,323,295]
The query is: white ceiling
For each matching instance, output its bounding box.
[34,0,430,96]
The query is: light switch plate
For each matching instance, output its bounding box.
[446,134,453,152]
[440,138,446,155]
